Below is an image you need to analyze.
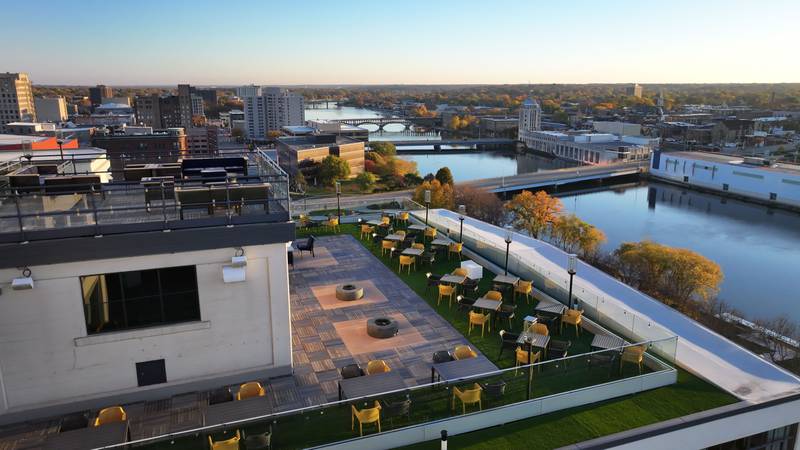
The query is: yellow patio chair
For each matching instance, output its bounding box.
[366,359,391,375]
[514,280,533,304]
[561,309,583,336]
[236,381,265,400]
[530,322,549,336]
[396,230,406,238]
[381,240,394,256]
[438,284,456,307]
[412,243,425,251]
[360,224,375,240]
[93,406,126,427]
[452,345,477,360]
[399,255,415,274]
[515,346,542,374]
[484,290,502,302]
[468,311,490,337]
[621,345,646,374]
[326,216,340,232]
[351,401,381,436]
[208,430,241,450]
[381,216,391,225]
[397,211,409,225]
[424,227,437,242]
[448,242,463,260]
[451,383,482,414]
[451,267,468,278]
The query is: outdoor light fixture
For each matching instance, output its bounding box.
[426,272,432,278]
[424,189,431,226]
[335,181,342,219]
[56,139,64,161]
[230,247,247,267]
[223,248,247,283]
[504,226,513,275]
[567,254,577,310]
[12,268,34,291]
[458,204,466,243]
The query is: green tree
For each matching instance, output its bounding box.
[355,171,377,192]
[319,155,350,186]
[505,190,563,239]
[435,166,454,186]
[370,141,397,157]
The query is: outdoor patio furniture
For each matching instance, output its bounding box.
[208,430,241,450]
[461,278,480,296]
[399,255,415,273]
[43,421,129,450]
[498,304,517,329]
[621,345,647,374]
[325,217,340,232]
[205,396,273,426]
[456,295,476,311]
[431,355,496,383]
[479,380,507,406]
[421,250,436,266]
[360,224,375,240]
[243,426,272,450]
[424,227,437,242]
[60,411,90,432]
[452,345,477,360]
[438,284,456,307]
[452,267,469,277]
[452,383,482,414]
[381,240,394,256]
[341,363,364,379]
[338,371,405,400]
[498,330,519,359]
[472,298,502,331]
[483,290,502,302]
[514,280,533,304]
[561,309,583,336]
[396,212,410,225]
[425,273,442,293]
[547,339,572,360]
[236,381,265,400]
[515,346,541,374]
[468,311,490,337]
[366,360,391,375]
[530,322,549,336]
[93,406,126,427]
[381,398,411,426]
[433,350,454,364]
[448,242,463,260]
[535,313,559,333]
[208,387,233,405]
[294,236,316,257]
[351,401,381,436]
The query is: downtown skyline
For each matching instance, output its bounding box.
[2,0,799,85]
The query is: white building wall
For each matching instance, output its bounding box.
[33,97,67,122]
[651,153,800,208]
[0,242,291,417]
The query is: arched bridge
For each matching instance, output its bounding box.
[330,117,440,131]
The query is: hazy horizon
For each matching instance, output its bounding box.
[4,0,798,85]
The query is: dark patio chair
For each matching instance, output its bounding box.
[208,387,233,405]
[456,295,476,311]
[498,330,519,360]
[432,350,454,364]
[294,236,316,257]
[244,425,272,450]
[60,411,90,432]
[340,363,364,379]
[421,251,436,267]
[479,380,507,406]
[425,273,442,293]
[547,339,572,361]
[498,304,517,330]
[461,278,480,296]
[381,398,411,427]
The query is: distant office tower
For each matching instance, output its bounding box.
[134,84,199,128]
[89,84,113,106]
[177,84,194,129]
[517,97,542,140]
[237,85,304,139]
[191,94,205,118]
[195,88,218,105]
[34,97,68,122]
[0,72,36,133]
[626,83,643,98]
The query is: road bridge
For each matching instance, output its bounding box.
[330,117,440,131]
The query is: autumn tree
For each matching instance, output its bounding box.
[505,190,562,238]
[355,171,377,192]
[435,166,454,186]
[370,141,396,157]
[453,186,505,225]
[413,179,454,209]
[550,214,606,257]
[319,155,350,186]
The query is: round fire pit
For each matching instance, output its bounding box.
[336,284,364,301]
[367,317,399,339]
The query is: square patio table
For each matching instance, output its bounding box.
[431,355,497,383]
[535,302,566,315]
[401,248,424,257]
[366,219,382,226]
[338,371,406,400]
[440,274,467,285]
[493,274,520,286]
[473,298,502,312]
[430,238,449,247]
[516,331,551,350]
[591,334,626,350]
[43,421,128,450]
[204,396,273,426]
[408,224,426,231]
[384,234,404,242]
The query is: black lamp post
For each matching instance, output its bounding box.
[567,254,577,310]
[424,189,431,226]
[504,227,512,276]
[457,204,466,243]
[335,181,341,220]
[56,139,64,161]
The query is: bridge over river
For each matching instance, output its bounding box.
[330,117,440,131]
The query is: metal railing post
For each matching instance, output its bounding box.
[89,192,100,236]
[160,181,168,227]
[14,194,26,242]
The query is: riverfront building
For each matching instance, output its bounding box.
[522,130,656,165]
[276,134,365,179]
[517,97,542,140]
[237,85,304,139]
[650,150,800,208]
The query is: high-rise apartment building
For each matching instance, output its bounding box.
[0,72,36,133]
[517,97,541,140]
[626,83,643,98]
[33,97,68,122]
[237,86,304,139]
[134,84,199,128]
[89,84,113,106]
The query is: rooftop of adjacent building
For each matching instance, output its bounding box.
[277,134,362,151]
[664,151,800,175]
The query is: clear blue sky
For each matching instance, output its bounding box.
[3,0,798,85]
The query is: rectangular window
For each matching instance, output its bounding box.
[81,266,200,334]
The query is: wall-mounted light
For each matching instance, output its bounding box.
[230,247,247,267]
[12,268,34,291]
[223,248,247,283]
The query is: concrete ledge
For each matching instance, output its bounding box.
[74,320,211,347]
